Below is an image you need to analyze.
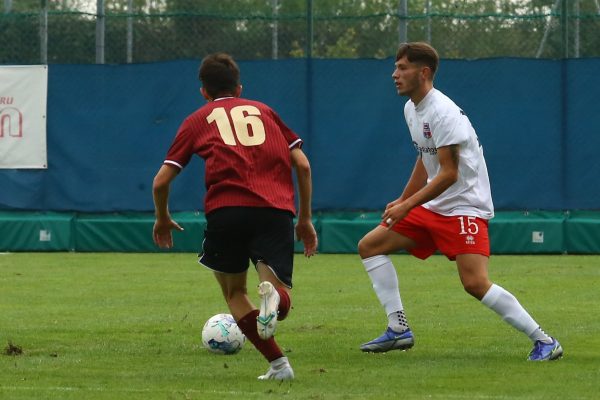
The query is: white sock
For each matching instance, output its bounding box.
[481,284,552,343]
[362,255,407,331]
[271,356,289,368]
[388,310,410,332]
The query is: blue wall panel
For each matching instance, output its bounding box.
[310,59,412,210]
[564,59,600,209]
[0,58,598,212]
[438,59,564,210]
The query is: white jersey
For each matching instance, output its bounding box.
[404,88,494,219]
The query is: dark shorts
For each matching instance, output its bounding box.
[199,207,295,287]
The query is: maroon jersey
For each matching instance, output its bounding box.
[164,97,302,214]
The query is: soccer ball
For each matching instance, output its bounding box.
[201,313,246,355]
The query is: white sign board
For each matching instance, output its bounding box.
[0,65,48,169]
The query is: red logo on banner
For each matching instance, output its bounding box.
[0,107,23,138]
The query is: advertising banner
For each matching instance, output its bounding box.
[0,65,48,169]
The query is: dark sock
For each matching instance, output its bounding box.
[276,288,291,321]
[237,310,283,362]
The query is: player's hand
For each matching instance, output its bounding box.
[384,198,401,212]
[153,218,184,249]
[385,198,402,211]
[295,219,318,257]
[381,203,410,229]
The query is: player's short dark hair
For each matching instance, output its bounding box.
[396,42,439,78]
[199,53,240,98]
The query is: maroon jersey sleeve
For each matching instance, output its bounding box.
[268,108,303,150]
[164,117,195,169]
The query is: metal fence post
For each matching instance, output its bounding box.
[272,0,278,60]
[40,0,48,64]
[96,0,105,64]
[127,0,133,63]
[425,0,431,44]
[574,0,579,58]
[536,0,560,58]
[306,0,313,58]
[561,0,568,58]
[4,0,12,13]
[398,0,407,43]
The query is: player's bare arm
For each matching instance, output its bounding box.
[383,156,426,225]
[152,164,184,248]
[386,155,428,212]
[382,144,459,226]
[290,147,318,257]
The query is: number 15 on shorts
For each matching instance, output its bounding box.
[457,216,479,235]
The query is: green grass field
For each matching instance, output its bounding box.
[1,252,599,399]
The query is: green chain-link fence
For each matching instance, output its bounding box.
[1,0,599,64]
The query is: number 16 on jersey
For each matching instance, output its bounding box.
[207,106,266,146]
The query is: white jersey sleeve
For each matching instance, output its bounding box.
[430,109,468,148]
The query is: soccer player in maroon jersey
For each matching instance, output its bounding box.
[152,53,317,380]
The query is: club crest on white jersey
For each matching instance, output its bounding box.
[423,122,432,139]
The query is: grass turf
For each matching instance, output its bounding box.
[1,252,599,399]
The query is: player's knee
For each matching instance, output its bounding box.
[357,238,373,259]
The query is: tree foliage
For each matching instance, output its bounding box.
[1,0,599,64]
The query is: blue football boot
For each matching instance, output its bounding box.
[528,337,563,361]
[360,327,414,353]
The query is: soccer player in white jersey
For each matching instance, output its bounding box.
[357,42,562,361]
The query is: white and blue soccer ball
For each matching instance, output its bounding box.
[201,313,246,355]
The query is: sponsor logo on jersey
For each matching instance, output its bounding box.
[412,141,437,155]
[423,123,432,139]
[466,235,476,245]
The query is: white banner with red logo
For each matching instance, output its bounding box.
[0,65,48,169]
